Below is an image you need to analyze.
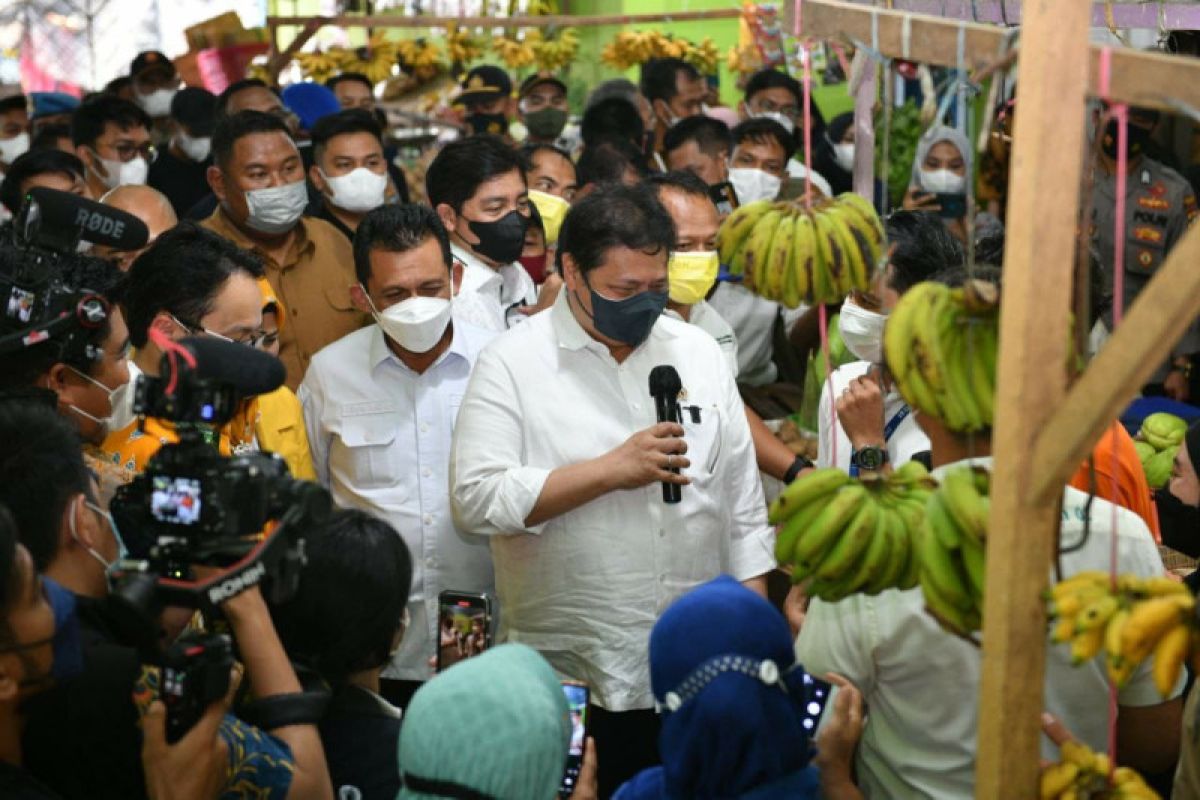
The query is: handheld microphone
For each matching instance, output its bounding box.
[649,365,683,504]
[17,187,150,254]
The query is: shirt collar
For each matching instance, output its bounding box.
[451,243,503,290]
[367,319,469,372]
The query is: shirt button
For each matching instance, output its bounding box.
[425,557,435,567]
[423,514,433,526]
[292,307,299,317]
[658,528,665,538]
[422,467,432,478]
[420,423,429,433]
[632,403,640,411]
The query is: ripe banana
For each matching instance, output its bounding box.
[742,208,785,294]
[1041,740,1161,800]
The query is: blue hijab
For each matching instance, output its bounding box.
[615,576,818,800]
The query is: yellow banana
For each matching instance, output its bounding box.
[1151,622,1189,697]
[1074,594,1120,635]
[827,206,869,294]
[811,208,845,303]
[783,212,815,308]
[1105,607,1131,680]
[1039,761,1079,800]
[764,207,797,302]
[1121,594,1194,665]
[742,208,785,294]
[1070,625,1106,664]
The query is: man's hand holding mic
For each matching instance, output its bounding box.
[602,422,691,491]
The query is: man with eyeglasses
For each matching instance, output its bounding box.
[70,95,155,199]
[517,73,573,149]
[101,222,268,474]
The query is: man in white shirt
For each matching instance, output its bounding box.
[425,135,545,332]
[818,211,964,473]
[796,274,1181,799]
[450,185,775,796]
[299,203,496,709]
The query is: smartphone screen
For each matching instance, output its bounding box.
[559,681,590,798]
[934,192,967,220]
[801,673,831,733]
[436,591,492,672]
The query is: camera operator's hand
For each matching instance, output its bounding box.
[142,694,229,800]
[220,585,334,800]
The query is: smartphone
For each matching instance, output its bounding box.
[800,673,830,734]
[559,680,590,798]
[436,590,493,672]
[933,192,967,220]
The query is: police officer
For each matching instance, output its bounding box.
[1090,104,1198,400]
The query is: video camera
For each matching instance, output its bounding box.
[108,335,331,650]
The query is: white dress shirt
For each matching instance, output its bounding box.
[795,457,1175,800]
[450,291,776,711]
[817,360,929,472]
[450,243,538,332]
[664,299,739,379]
[707,282,806,387]
[298,319,498,681]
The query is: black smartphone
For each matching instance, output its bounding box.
[933,192,967,220]
[801,673,831,734]
[436,590,493,672]
[559,680,590,798]
[159,632,233,743]
[709,181,738,215]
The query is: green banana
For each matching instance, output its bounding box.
[768,467,851,525]
[813,498,879,582]
[862,507,904,595]
[918,513,975,612]
[792,483,868,568]
[959,533,986,607]
[921,562,980,635]
[940,467,989,545]
[924,490,962,552]
[898,527,923,590]
[774,495,828,565]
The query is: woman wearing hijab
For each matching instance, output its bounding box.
[614,576,865,800]
[1158,421,1200,570]
[901,125,1002,244]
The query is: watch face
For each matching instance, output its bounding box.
[857,447,886,471]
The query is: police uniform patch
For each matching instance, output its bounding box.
[1138,196,1170,211]
[1133,226,1163,244]
[1138,250,1155,268]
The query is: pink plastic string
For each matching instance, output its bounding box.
[801,38,815,205]
[819,304,837,467]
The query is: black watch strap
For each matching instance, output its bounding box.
[784,455,813,483]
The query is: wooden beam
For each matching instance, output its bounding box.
[1029,222,1200,505]
[264,9,743,30]
[837,0,1200,30]
[267,17,325,84]
[975,0,1093,796]
[802,0,1200,113]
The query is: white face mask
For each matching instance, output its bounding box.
[322,167,387,214]
[137,88,176,118]
[838,297,888,364]
[364,290,453,354]
[60,364,132,438]
[919,168,966,195]
[243,180,308,235]
[176,132,211,162]
[0,131,30,165]
[833,142,855,172]
[729,167,783,204]
[752,110,796,136]
[91,153,148,190]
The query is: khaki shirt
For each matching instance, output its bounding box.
[203,209,369,389]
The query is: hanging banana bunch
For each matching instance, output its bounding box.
[396,37,444,82]
[445,24,485,66]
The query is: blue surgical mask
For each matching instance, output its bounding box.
[576,275,667,347]
[43,577,84,683]
[69,497,129,570]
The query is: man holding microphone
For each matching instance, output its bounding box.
[451,184,775,796]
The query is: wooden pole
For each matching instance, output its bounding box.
[975,0,1093,796]
[1029,223,1200,505]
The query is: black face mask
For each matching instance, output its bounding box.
[467,210,529,265]
[1155,489,1200,558]
[467,112,510,137]
[1100,119,1151,160]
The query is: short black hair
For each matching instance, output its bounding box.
[0,401,92,571]
[29,122,72,152]
[270,508,413,686]
[744,69,802,108]
[123,222,263,348]
[326,72,373,94]
[211,110,293,170]
[425,135,525,213]
[663,115,733,160]
[0,242,125,389]
[0,149,85,214]
[585,79,640,110]
[353,203,452,286]
[581,97,644,149]
[576,139,646,190]
[884,210,965,294]
[642,170,712,202]
[0,95,26,116]
[732,117,797,163]
[215,79,270,119]
[929,263,1003,289]
[70,95,152,149]
[103,77,132,97]
[310,108,382,164]
[520,142,575,174]
[557,184,674,276]
[640,57,699,104]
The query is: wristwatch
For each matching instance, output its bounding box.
[851,445,890,472]
[783,455,814,483]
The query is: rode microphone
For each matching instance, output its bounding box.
[649,365,683,504]
[17,187,150,253]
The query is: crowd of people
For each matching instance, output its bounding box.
[0,38,1195,800]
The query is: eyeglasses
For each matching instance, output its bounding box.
[753,99,800,119]
[99,142,158,164]
[169,314,270,350]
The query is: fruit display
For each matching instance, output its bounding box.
[919,466,989,636]
[394,38,443,82]
[716,193,886,307]
[601,30,719,72]
[1040,739,1161,799]
[295,32,405,85]
[769,462,936,602]
[492,35,537,69]
[1047,571,1196,696]
[1134,412,1187,489]
[530,28,580,72]
[445,24,486,65]
[883,279,1000,434]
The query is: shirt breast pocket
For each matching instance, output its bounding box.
[337,413,402,490]
[681,402,723,478]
